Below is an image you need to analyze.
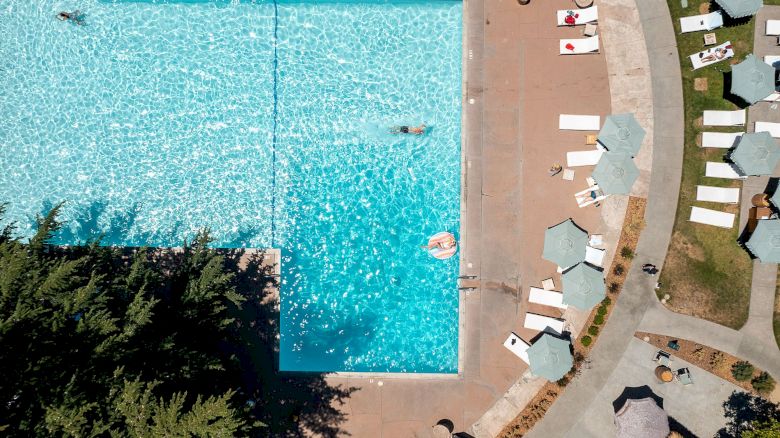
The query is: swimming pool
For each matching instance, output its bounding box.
[0,0,462,373]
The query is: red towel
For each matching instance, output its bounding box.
[566,43,575,51]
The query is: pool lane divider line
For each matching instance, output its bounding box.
[271,0,279,248]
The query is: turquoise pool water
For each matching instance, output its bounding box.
[0,0,462,373]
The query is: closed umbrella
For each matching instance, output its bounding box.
[527,333,573,381]
[542,219,588,268]
[562,262,605,309]
[615,397,670,438]
[592,151,639,195]
[597,113,645,156]
[746,219,780,262]
[731,54,775,104]
[714,0,762,18]
[731,132,780,176]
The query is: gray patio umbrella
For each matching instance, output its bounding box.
[562,262,605,309]
[615,397,670,438]
[746,219,780,262]
[731,54,775,104]
[542,219,588,268]
[591,151,639,195]
[597,113,646,156]
[770,191,780,210]
[714,0,763,18]
[730,131,780,176]
[527,333,573,381]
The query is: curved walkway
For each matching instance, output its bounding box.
[525,0,684,435]
[527,1,780,436]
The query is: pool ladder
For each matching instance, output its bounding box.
[457,275,479,291]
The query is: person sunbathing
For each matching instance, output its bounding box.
[700,47,727,63]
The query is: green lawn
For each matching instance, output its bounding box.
[775,271,780,350]
[658,1,767,329]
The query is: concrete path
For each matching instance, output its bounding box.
[524,0,685,435]
[527,3,780,436]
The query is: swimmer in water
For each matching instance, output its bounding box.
[57,10,85,25]
[391,124,426,135]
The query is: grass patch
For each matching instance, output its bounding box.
[658,0,761,329]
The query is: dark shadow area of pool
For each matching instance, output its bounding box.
[22,209,359,437]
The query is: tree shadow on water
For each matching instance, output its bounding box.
[221,249,358,437]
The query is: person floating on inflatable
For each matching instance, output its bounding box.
[423,232,457,260]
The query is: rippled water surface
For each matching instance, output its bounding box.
[0,0,461,373]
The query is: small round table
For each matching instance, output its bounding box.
[655,366,674,383]
[432,424,452,438]
[575,0,594,7]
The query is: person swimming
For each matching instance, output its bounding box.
[391,124,426,135]
[57,10,85,25]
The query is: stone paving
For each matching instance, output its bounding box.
[568,338,743,438]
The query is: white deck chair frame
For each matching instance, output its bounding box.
[524,312,565,334]
[575,185,608,208]
[503,333,531,364]
[755,122,780,137]
[529,287,568,310]
[560,36,600,55]
[559,114,601,131]
[701,132,743,148]
[680,11,723,33]
[556,6,598,26]
[696,185,740,204]
[703,110,746,126]
[567,150,603,167]
[768,20,780,36]
[690,41,734,70]
[705,162,746,180]
[689,206,735,228]
[585,246,606,267]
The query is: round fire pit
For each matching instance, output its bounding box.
[655,365,674,383]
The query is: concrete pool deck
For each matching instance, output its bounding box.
[321,0,624,436]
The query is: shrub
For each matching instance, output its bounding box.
[731,361,755,381]
[709,351,725,368]
[602,297,612,306]
[597,305,608,316]
[593,314,605,325]
[613,264,625,276]
[587,325,599,336]
[752,372,776,394]
[620,246,634,259]
[581,335,592,346]
[556,376,570,387]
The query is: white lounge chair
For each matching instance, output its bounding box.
[755,122,780,137]
[557,6,598,26]
[696,185,740,204]
[529,287,568,310]
[560,36,600,55]
[690,41,734,70]
[701,132,743,148]
[764,55,780,66]
[680,11,723,33]
[503,333,531,364]
[559,114,601,131]
[589,234,603,247]
[705,162,747,180]
[566,150,603,167]
[689,206,735,228]
[585,246,606,267]
[524,312,565,334]
[768,20,780,36]
[764,93,780,102]
[575,185,608,208]
[703,110,745,126]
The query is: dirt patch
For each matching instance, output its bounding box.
[698,2,710,14]
[694,116,703,128]
[694,77,708,91]
[635,332,773,396]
